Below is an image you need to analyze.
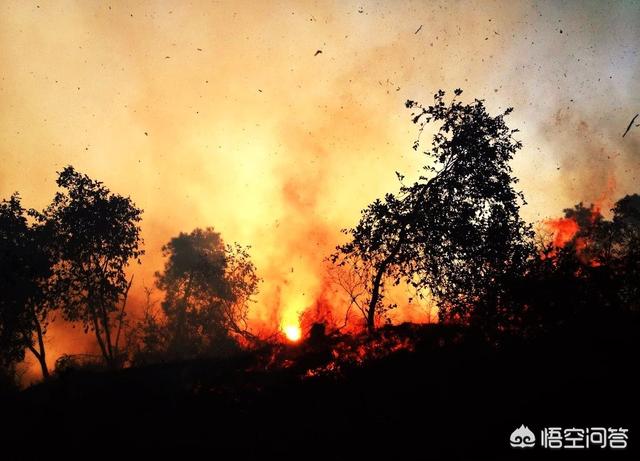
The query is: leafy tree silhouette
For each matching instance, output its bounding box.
[150,228,259,360]
[333,90,533,333]
[611,194,640,310]
[0,194,55,378]
[330,193,411,333]
[527,194,640,328]
[41,166,143,368]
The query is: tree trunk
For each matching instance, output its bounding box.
[366,231,406,334]
[27,345,48,379]
[114,275,134,359]
[174,271,194,354]
[98,301,114,366]
[86,285,111,367]
[27,308,49,379]
[90,305,111,366]
[367,263,388,334]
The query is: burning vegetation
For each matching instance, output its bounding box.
[1,89,639,459]
[1,90,639,385]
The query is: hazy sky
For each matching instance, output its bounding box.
[1,0,639,369]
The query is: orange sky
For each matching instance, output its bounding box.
[1,0,639,377]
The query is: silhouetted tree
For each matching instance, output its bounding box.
[330,194,411,333]
[333,90,533,333]
[529,195,640,324]
[611,194,640,310]
[41,166,143,368]
[0,194,55,378]
[153,228,259,359]
[130,286,166,364]
[511,192,640,337]
[406,90,533,329]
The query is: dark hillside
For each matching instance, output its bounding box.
[3,316,637,460]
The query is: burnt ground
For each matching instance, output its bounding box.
[1,316,638,460]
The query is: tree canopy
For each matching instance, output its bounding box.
[333,90,533,332]
[528,194,640,326]
[149,227,259,360]
[42,166,144,367]
[0,194,55,377]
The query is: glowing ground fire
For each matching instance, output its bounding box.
[283,325,302,342]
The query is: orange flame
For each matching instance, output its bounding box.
[545,217,580,248]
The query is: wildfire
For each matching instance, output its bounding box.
[543,174,616,254]
[283,324,302,342]
[543,199,611,267]
[545,217,580,247]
